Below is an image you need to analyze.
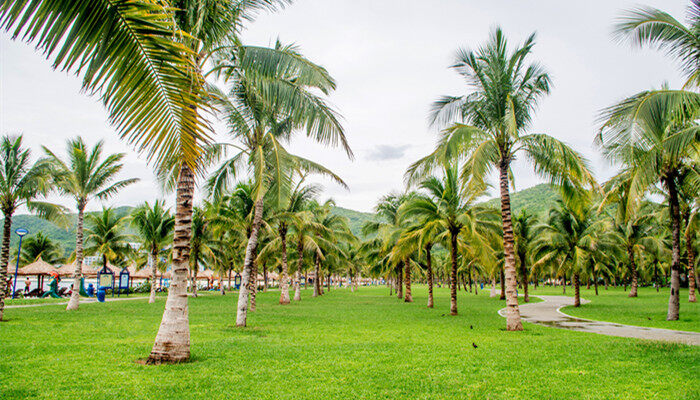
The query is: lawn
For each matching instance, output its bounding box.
[1,286,698,400]
[526,285,700,332]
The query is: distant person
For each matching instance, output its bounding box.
[24,277,31,294]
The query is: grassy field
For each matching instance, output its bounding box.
[1,286,698,400]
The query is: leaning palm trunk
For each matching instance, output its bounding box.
[687,233,697,303]
[499,161,523,330]
[279,226,290,305]
[573,273,581,307]
[426,244,434,308]
[236,198,264,327]
[499,270,506,300]
[666,178,681,320]
[396,263,403,300]
[147,164,194,364]
[0,212,13,320]
[404,260,412,302]
[66,203,86,311]
[250,259,258,312]
[489,277,497,298]
[628,246,638,298]
[449,232,458,315]
[148,251,158,303]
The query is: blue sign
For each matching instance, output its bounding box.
[15,228,28,236]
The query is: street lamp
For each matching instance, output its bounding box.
[11,228,29,299]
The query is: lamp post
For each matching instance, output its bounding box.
[11,228,28,299]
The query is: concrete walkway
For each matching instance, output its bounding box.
[499,295,700,346]
[5,296,149,309]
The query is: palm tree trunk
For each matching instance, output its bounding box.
[404,260,413,302]
[294,240,302,301]
[594,272,599,296]
[426,244,434,308]
[147,164,193,363]
[520,256,529,302]
[148,251,158,303]
[279,225,290,304]
[666,177,681,320]
[397,263,403,300]
[313,254,320,297]
[250,257,258,312]
[499,161,523,330]
[686,232,696,303]
[0,211,13,320]
[574,273,581,307]
[191,255,198,298]
[262,264,268,293]
[628,245,638,297]
[449,231,458,315]
[489,277,497,298]
[499,270,506,300]
[66,202,86,311]
[236,198,264,327]
[468,265,473,293]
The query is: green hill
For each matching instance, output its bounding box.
[481,183,560,218]
[330,206,375,238]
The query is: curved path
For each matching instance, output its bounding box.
[499,295,700,346]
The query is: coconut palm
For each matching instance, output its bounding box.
[131,200,174,303]
[289,202,324,301]
[189,206,217,298]
[85,207,132,273]
[615,1,700,88]
[598,85,700,320]
[395,220,441,308]
[407,28,595,329]
[17,232,65,265]
[43,137,137,311]
[310,200,354,296]
[205,38,351,327]
[0,135,63,320]
[402,163,499,315]
[512,210,537,302]
[599,173,659,298]
[532,196,604,307]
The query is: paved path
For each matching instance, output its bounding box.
[5,296,149,309]
[499,295,700,346]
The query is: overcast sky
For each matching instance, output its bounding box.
[0,0,687,213]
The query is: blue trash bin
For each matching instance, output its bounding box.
[97,286,107,302]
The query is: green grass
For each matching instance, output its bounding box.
[1,286,698,400]
[527,285,700,332]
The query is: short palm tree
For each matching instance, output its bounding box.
[402,163,499,315]
[512,210,537,302]
[43,137,137,311]
[0,135,62,320]
[85,207,132,272]
[131,200,174,303]
[407,28,595,330]
[17,232,65,265]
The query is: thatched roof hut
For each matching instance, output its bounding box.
[17,257,58,276]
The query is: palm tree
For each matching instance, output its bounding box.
[205,39,351,327]
[599,174,657,298]
[17,232,65,265]
[395,221,441,308]
[0,135,62,320]
[310,200,354,297]
[131,200,174,303]
[615,2,700,89]
[598,89,699,320]
[532,196,603,307]
[512,210,537,302]
[43,137,137,311]
[407,28,595,330]
[85,207,131,273]
[189,206,216,298]
[402,163,499,315]
[680,173,699,303]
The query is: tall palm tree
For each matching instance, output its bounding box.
[0,135,62,320]
[310,200,354,297]
[395,220,441,308]
[17,232,65,265]
[189,206,216,298]
[207,39,351,327]
[407,28,595,330]
[513,210,537,303]
[598,89,699,320]
[43,137,137,311]
[402,163,499,315]
[131,200,174,303]
[85,207,131,273]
